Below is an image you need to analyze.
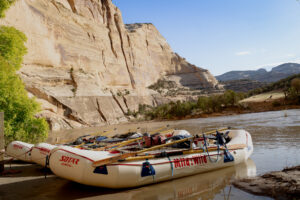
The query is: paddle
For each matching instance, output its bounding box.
[124,143,246,162]
[92,135,193,167]
[92,127,230,167]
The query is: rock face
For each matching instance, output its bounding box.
[216,63,300,83]
[0,0,220,131]
[233,166,300,199]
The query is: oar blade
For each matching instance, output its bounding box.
[92,152,136,167]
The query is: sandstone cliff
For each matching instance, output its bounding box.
[0,0,221,130]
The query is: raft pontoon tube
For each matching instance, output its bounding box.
[48,129,253,188]
[6,141,34,162]
[31,143,56,167]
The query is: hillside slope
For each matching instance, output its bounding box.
[217,63,300,83]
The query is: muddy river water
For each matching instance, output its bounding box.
[1,109,299,199]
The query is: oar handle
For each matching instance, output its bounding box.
[92,127,231,167]
[92,136,193,167]
[138,137,192,154]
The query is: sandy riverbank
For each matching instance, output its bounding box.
[233,166,300,199]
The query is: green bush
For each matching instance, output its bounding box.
[0,26,27,70]
[248,73,300,97]
[0,5,48,144]
[0,0,15,18]
[0,57,48,144]
[197,96,210,113]
[291,78,300,95]
[141,90,247,120]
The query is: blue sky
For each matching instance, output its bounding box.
[113,0,300,75]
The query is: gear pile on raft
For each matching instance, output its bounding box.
[5,127,253,188]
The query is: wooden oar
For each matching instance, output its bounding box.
[92,135,192,167]
[124,143,246,162]
[92,127,230,167]
[93,126,172,151]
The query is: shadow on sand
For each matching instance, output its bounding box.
[0,159,256,200]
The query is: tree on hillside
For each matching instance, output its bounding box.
[291,78,300,95]
[0,26,27,70]
[0,1,48,144]
[0,58,48,144]
[0,0,15,18]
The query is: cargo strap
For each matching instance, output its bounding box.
[167,155,174,176]
[44,155,49,179]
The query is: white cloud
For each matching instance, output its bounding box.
[235,51,251,56]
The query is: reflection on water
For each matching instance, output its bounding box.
[3,109,298,200]
[82,109,299,199]
[129,159,256,200]
[172,109,300,174]
[61,159,256,200]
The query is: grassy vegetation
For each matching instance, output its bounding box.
[148,79,177,91]
[247,73,300,104]
[135,90,246,120]
[0,0,15,18]
[132,74,300,120]
[248,73,300,96]
[0,26,27,70]
[0,1,48,144]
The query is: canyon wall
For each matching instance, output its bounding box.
[0,0,221,130]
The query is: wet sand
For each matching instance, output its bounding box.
[0,159,258,200]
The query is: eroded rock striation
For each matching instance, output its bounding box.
[0,0,221,130]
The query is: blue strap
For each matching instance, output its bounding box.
[167,156,174,176]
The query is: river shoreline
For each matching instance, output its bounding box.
[47,105,300,145]
[2,109,300,200]
[131,100,300,123]
[233,166,300,200]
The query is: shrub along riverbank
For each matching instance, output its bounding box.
[130,77,300,121]
[140,90,246,120]
[0,0,48,145]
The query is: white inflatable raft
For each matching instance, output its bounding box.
[31,143,56,167]
[49,129,253,188]
[6,141,34,162]
[6,141,56,166]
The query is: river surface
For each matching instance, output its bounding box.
[1,109,300,200]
